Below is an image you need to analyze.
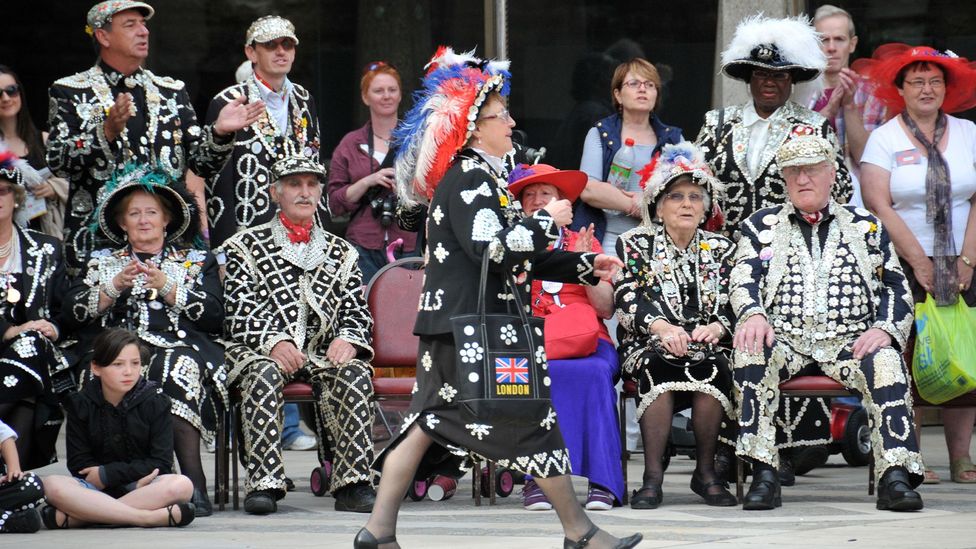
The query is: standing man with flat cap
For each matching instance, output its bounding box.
[204,15,323,250]
[47,0,264,275]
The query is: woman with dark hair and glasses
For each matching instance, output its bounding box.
[327,61,417,283]
[0,66,67,239]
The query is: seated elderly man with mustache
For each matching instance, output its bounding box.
[221,155,376,515]
[729,135,924,512]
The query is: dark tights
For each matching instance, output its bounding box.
[172,416,208,501]
[638,391,726,494]
[0,401,34,462]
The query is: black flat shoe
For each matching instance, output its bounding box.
[743,467,781,510]
[191,489,212,517]
[690,473,737,507]
[792,445,830,476]
[629,483,662,509]
[564,524,643,549]
[41,506,69,530]
[244,490,278,515]
[876,468,923,512]
[166,502,196,527]
[354,527,397,548]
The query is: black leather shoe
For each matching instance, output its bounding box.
[778,456,795,487]
[244,490,278,515]
[563,524,643,549]
[335,483,376,513]
[354,527,397,548]
[876,468,923,511]
[2,508,41,533]
[284,476,296,492]
[690,472,737,507]
[629,483,662,509]
[743,466,781,510]
[40,506,68,530]
[191,489,213,517]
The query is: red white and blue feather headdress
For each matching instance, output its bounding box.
[393,47,511,206]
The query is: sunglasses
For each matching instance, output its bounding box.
[0,185,15,196]
[0,85,20,99]
[363,60,396,75]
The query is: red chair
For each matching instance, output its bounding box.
[365,257,425,439]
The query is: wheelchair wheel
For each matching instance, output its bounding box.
[841,407,872,466]
[495,469,515,497]
[406,479,428,501]
[309,462,333,497]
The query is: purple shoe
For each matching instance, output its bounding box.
[584,484,615,511]
[521,479,552,511]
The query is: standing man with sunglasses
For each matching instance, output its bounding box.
[47,1,264,275]
[204,15,323,250]
[695,15,852,487]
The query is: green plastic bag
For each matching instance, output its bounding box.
[912,295,976,404]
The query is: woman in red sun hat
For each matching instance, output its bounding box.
[858,44,976,485]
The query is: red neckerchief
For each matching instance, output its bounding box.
[254,72,284,96]
[279,212,312,244]
[801,210,823,225]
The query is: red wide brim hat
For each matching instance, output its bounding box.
[852,43,976,114]
[507,163,587,203]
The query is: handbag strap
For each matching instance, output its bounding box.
[476,252,534,328]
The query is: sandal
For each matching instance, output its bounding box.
[41,506,69,529]
[950,458,976,483]
[563,524,643,549]
[629,484,663,509]
[166,502,196,527]
[690,472,738,507]
[923,468,941,484]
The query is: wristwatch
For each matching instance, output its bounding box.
[962,255,973,267]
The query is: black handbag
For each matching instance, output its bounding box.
[451,253,551,426]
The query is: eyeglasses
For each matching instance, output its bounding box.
[782,163,832,179]
[904,78,945,90]
[363,60,395,74]
[0,185,15,196]
[0,85,20,99]
[663,191,704,203]
[622,79,656,90]
[480,109,513,123]
[751,69,791,82]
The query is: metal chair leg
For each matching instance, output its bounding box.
[472,458,482,506]
[619,391,630,505]
[231,404,240,510]
[488,461,497,506]
[215,404,227,511]
[736,457,744,503]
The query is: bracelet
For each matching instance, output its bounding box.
[159,275,176,298]
[102,281,121,300]
[961,255,973,268]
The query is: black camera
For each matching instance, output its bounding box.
[367,187,397,228]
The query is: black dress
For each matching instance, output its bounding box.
[378,149,603,480]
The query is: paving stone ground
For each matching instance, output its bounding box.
[8,423,974,548]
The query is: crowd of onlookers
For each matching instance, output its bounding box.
[0,0,973,538]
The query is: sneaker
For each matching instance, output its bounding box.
[521,479,552,511]
[584,484,615,511]
[283,434,317,451]
[2,509,41,533]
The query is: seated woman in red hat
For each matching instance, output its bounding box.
[859,44,976,485]
[614,142,737,509]
[507,163,624,511]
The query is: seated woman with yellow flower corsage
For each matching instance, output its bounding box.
[63,164,226,516]
[614,142,737,509]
